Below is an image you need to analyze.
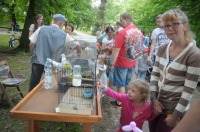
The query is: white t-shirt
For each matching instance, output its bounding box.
[29,24,35,32]
[70,35,80,46]
[118,27,123,32]
[102,37,114,58]
[151,27,170,55]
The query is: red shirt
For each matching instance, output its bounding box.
[114,24,143,68]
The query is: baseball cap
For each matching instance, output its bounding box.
[53,14,67,22]
[143,47,150,52]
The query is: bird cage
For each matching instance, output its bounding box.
[52,40,98,115]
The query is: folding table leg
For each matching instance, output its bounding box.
[26,120,40,132]
[83,123,92,132]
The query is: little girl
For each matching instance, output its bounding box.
[98,79,159,132]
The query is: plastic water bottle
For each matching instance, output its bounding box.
[44,58,53,89]
[96,59,99,75]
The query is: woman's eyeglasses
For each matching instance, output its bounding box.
[163,22,184,30]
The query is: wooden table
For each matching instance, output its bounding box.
[10,80,102,132]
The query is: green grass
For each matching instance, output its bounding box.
[0,21,24,30]
[0,35,10,48]
[0,21,11,29]
[0,34,82,132]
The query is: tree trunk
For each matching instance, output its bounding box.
[11,4,17,29]
[99,0,107,26]
[18,0,36,52]
[93,0,107,35]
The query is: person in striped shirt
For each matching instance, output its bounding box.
[149,8,200,132]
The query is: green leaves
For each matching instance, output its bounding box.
[122,0,200,46]
[1,0,200,49]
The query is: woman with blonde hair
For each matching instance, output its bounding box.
[149,8,200,132]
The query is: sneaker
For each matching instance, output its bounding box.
[110,101,122,109]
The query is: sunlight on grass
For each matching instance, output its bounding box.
[0,21,24,30]
[0,35,10,48]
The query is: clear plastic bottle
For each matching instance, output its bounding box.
[44,58,53,89]
[96,59,99,75]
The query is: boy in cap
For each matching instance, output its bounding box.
[136,47,150,80]
[29,14,71,91]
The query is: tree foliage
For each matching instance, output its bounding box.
[176,0,200,44]
[125,0,200,46]
[92,0,107,34]
[1,0,200,50]
[0,0,29,26]
[104,0,126,25]
[0,0,96,51]
[126,0,180,34]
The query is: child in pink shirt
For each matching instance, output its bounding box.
[98,79,158,132]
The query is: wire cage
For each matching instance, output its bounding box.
[52,40,98,115]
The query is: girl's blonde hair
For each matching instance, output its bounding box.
[131,79,150,102]
[162,8,195,44]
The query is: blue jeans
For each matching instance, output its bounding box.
[113,66,136,88]
[106,60,113,81]
[152,54,156,66]
[137,70,147,79]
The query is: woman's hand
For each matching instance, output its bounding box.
[109,65,114,71]
[148,56,152,62]
[151,99,163,115]
[165,115,180,127]
[97,80,105,89]
[107,46,113,52]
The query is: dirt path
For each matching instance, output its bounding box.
[0,28,9,33]
[73,30,97,44]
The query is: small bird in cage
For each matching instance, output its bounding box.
[61,54,72,77]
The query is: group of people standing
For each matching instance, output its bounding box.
[97,8,200,132]
[27,8,200,132]
[28,14,80,91]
